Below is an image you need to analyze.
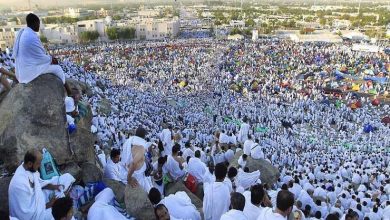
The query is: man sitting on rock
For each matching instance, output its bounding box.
[104,148,127,184]
[12,13,71,95]
[148,187,201,220]
[8,149,75,220]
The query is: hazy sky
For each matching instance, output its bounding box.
[1,0,389,9]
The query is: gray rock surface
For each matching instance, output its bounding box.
[0,177,11,214]
[165,181,203,210]
[103,178,126,203]
[230,151,280,186]
[80,162,102,184]
[124,185,155,219]
[0,74,71,173]
[61,161,82,182]
[66,78,93,98]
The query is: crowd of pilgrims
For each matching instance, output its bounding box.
[45,38,390,220]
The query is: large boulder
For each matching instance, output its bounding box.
[230,151,280,186]
[165,181,203,210]
[124,185,154,219]
[0,176,11,214]
[60,161,82,182]
[66,78,93,98]
[80,162,102,184]
[69,128,95,164]
[0,74,71,172]
[103,178,126,203]
[246,158,280,186]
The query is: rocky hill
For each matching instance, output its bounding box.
[0,74,100,214]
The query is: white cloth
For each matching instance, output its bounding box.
[9,165,74,220]
[220,209,248,220]
[121,136,152,192]
[187,157,207,182]
[257,207,286,220]
[104,158,127,184]
[243,140,254,156]
[13,27,65,84]
[238,123,250,143]
[87,188,133,220]
[165,155,185,181]
[9,164,52,220]
[243,191,264,220]
[250,145,264,160]
[160,191,201,220]
[236,169,260,190]
[203,181,231,220]
[161,129,173,155]
[121,136,147,169]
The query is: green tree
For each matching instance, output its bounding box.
[230,27,242,35]
[79,31,99,42]
[113,15,121,21]
[118,27,136,39]
[40,35,48,43]
[107,27,118,40]
[245,18,255,27]
[319,18,327,26]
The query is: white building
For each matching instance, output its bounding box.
[135,17,179,40]
[65,8,92,18]
[76,19,107,38]
[229,20,245,28]
[340,30,369,41]
[41,24,78,44]
[332,19,351,30]
[137,9,161,19]
[252,29,258,41]
[0,25,24,49]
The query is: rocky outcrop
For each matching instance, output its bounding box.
[0,177,11,214]
[0,74,71,172]
[103,178,126,203]
[0,74,96,173]
[80,162,102,184]
[60,161,82,182]
[230,151,280,186]
[246,158,280,185]
[124,185,155,219]
[66,78,93,98]
[165,181,203,210]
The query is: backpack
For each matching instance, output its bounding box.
[40,148,60,180]
[184,173,198,193]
